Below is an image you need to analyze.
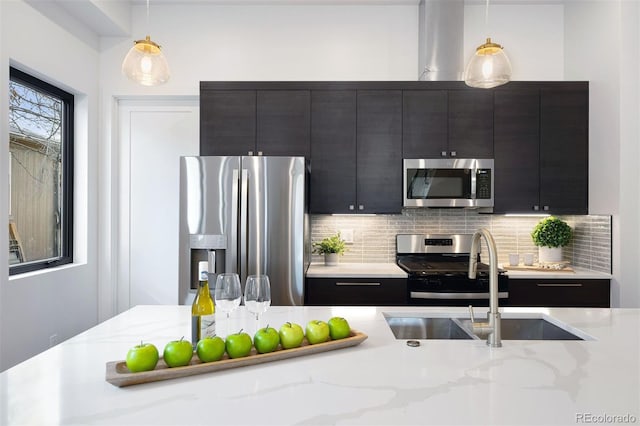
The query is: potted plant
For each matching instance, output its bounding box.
[531,216,572,263]
[312,232,347,266]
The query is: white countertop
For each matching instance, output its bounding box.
[306,262,408,278]
[503,266,613,280]
[2,305,638,425]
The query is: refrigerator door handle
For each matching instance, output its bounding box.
[230,168,239,275]
[239,168,249,283]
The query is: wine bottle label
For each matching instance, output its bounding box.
[200,314,216,339]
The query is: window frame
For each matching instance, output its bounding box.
[9,67,74,275]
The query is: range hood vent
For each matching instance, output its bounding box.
[418,0,464,81]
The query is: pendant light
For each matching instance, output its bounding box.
[122,0,170,86]
[464,0,511,89]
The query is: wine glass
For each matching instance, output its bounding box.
[214,273,242,337]
[244,275,271,333]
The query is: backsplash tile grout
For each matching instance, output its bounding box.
[310,210,611,273]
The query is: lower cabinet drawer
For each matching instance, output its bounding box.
[305,278,407,306]
[507,278,610,308]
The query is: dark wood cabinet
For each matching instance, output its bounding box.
[200,90,256,156]
[257,90,310,157]
[494,89,540,213]
[356,90,403,214]
[402,90,448,158]
[305,277,407,306]
[201,81,589,216]
[494,84,588,214]
[200,88,310,156]
[507,278,610,308]
[310,91,357,214]
[539,88,589,214]
[402,89,493,159]
[309,89,402,214]
[447,90,494,158]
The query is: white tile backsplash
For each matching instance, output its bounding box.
[310,210,612,272]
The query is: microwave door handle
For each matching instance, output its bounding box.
[471,169,477,199]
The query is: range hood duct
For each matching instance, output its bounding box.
[418,0,464,81]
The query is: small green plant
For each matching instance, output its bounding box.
[531,216,572,248]
[312,232,347,255]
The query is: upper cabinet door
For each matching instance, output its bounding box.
[200,90,256,156]
[402,90,448,158]
[493,89,541,213]
[309,90,357,214]
[448,90,494,158]
[356,90,403,214]
[540,87,589,214]
[257,90,310,157]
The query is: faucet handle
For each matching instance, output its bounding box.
[468,305,475,323]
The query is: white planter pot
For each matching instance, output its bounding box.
[538,246,562,263]
[324,253,339,266]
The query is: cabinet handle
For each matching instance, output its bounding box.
[536,283,583,287]
[335,282,381,286]
[533,205,540,211]
[349,205,355,211]
[450,151,457,157]
[358,205,364,210]
[441,151,447,157]
[543,205,550,211]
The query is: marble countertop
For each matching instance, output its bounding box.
[306,262,408,278]
[2,305,638,425]
[306,262,610,280]
[502,266,613,280]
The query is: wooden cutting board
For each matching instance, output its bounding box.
[106,330,368,387]
[503,264,574,272]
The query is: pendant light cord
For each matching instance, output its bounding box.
[485,0,490,38]
[146,0,150,36]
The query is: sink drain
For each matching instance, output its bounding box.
[406,340,421,347]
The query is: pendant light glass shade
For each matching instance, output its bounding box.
[122,36,170,86]
[464,37,512,89]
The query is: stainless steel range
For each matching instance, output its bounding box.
[396,234,508,306]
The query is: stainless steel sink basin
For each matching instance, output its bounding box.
[498,318,584,340]
[384,314,589,341]
[385,317,473,340]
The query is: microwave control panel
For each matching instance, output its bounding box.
[476,169,492,199]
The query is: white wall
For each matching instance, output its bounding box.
[0,0,99,371]
[564,0,639,308]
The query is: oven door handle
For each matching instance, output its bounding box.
[410,291,509,299]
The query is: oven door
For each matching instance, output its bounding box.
[403,158,494,208]
[407,276,508,307]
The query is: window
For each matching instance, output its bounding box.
[9,67,73,274]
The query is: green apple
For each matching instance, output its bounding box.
[253,325,280,354]
[196,335,226,363]
[163,337,194,367]
[328,317,351,340]
[305,320,330,344]
[125,341,159,372]
[279,322,305,349]
[225,330,253,359]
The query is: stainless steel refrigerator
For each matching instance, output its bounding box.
[179,156,308,306]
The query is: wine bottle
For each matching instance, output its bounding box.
[191,261,215,346]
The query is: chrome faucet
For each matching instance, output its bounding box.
[468,228,502,348]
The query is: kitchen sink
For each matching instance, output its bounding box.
[385,317,473,340]
[488,318,583,340]
[384,314,590,341]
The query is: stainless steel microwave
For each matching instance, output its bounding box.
[403,159,494,209]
